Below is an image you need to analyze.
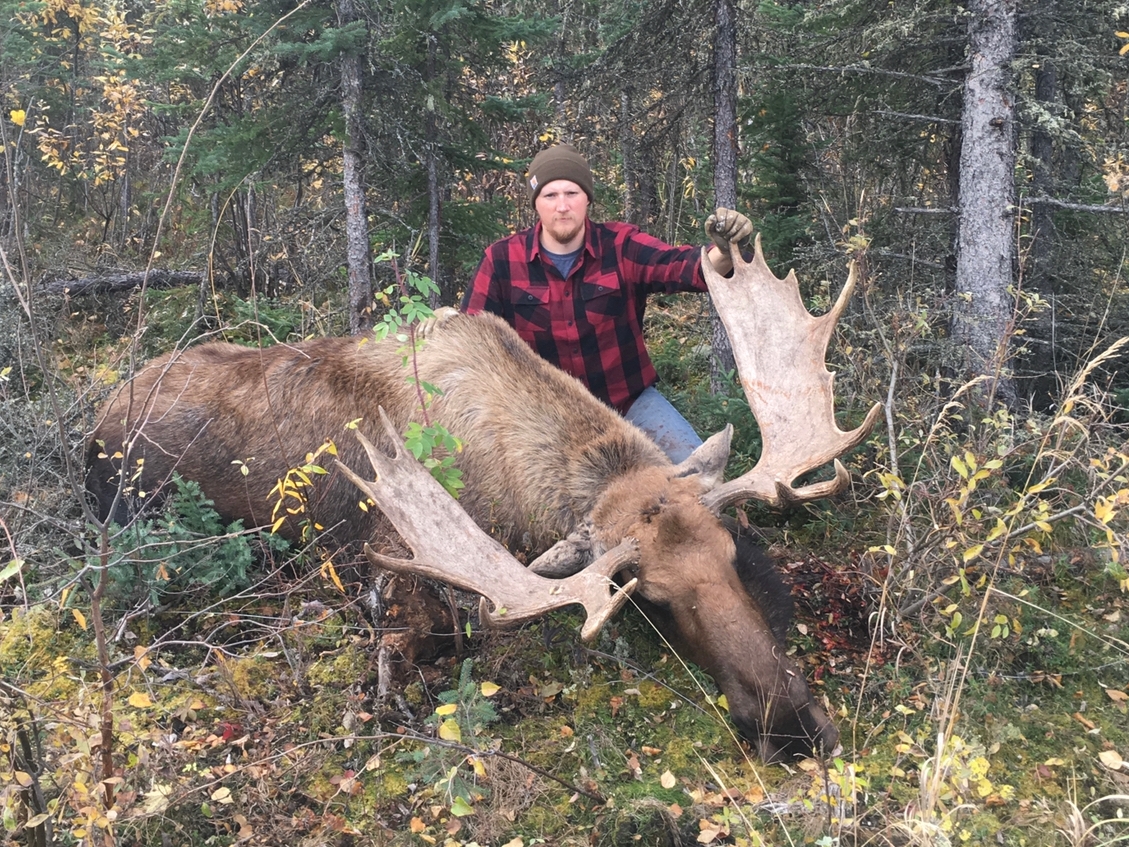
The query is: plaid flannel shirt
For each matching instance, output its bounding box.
[460,219,707,413]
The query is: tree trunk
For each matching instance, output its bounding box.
[425,33,444,308]
[620,88,638,226]
[1023,53,1059,409]
[709,0,738,394]
[952,0,1018,407]
[339,0,373,335]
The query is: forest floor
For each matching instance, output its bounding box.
[2,288,1129,847]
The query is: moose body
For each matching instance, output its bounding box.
[88,310,837,762]
[90,241,882,762]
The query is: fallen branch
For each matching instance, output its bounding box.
[42,269,205,296]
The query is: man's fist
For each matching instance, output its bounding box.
[705,208,753,250]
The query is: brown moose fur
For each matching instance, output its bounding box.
[87,311,837,762]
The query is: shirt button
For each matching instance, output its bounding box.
[565,288,571,297]
[572,348,579,354]
[567,321,574,327]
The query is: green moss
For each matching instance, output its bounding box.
[305,644,366,686]
[1,605,90,700]
[1,604,66,668]
[224,654,283,701]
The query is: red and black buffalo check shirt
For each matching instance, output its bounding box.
[460,219,707,413]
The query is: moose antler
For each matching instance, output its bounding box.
[701,235,882,511]
[335,410,640,643]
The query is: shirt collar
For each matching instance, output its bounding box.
[529,219,596,261]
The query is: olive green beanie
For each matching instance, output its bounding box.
[526,143,595,206]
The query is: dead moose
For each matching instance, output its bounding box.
[87,238,881,763]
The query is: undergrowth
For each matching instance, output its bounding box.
[2,270,1129,847]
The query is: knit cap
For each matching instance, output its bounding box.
[526,144,594,206]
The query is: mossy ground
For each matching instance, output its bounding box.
[4,546,1127,846]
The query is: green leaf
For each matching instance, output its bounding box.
[449,795,476,817]
[0,558,24,582]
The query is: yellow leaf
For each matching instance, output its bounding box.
[1098,749,1124,771]
[10,109,26,126]
[716,694,728,712]
[72,608,88,630]
[660,770,677,789]
[951,454,969,479]
[435,703,458,716]
[469,755,487,777]
[321,559,345,592]
[962,544,983,563]
[480,681,501,697]
[128,691,153,708]
[211,786,234,804]
[1095,498,1116,525]
[438,718,461,742]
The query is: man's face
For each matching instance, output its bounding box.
[534,179,589,247]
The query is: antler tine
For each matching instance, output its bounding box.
[335,409,639,642]
[702,236,881,511]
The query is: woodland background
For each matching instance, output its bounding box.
[2,0,1129,845]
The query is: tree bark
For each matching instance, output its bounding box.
[339,0,373,335]
[709,0,738,394]
[952,0,1018,407]
[1024,50,1059,408]
[620,88,637,226]
[425,33,444,308]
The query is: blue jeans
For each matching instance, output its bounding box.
[624,386,703,463]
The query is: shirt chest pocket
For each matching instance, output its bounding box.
[510,285,551,332]
[579,274,626,324]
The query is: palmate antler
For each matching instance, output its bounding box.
[702,236,882,511]
[335,411,640,643]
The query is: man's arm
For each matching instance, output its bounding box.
[461,248,504,315]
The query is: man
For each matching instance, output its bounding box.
[460,143,752,462]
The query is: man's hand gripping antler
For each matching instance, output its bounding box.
[705,207,754,275]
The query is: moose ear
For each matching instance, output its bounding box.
[672,425,732,490]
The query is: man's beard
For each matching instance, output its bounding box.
[546,216,583,245]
